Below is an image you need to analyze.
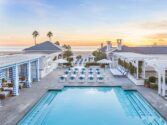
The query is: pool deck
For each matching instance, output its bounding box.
[0,68,167,125]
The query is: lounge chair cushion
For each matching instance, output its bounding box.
[89,77,94,80]
[98,77,104,80]
[70,77,75,80]
[60,76,65,80]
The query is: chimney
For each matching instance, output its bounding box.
[117,39,122,50]
[106,41,112,52]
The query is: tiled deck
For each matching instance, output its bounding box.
[0,68,167,125]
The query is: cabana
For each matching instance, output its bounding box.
[0,54,42,96]
[145,59,167,96]
[112,52,154,85]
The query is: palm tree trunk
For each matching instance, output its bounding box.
[35,37,36,45]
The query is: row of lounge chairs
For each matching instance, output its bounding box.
[110,66,128,77]
[74,58,87,65]
[59,68,105,83]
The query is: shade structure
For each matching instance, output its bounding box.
[97,59,112,64]
[56,59,68,64]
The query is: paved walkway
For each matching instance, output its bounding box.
[0,67,167,125]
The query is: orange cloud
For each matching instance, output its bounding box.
[139,20,167,29]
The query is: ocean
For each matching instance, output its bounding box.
[0,46,99,52]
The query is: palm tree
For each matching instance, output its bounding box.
[47,31,53,41]
[55,41,60,45]
[32,31,39,45]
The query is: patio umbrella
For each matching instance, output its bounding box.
[56,59,68,64]
[97,59,112,71]
[97,59,112,64]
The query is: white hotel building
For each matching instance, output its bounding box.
[0,41,64,96]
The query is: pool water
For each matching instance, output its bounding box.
[18,87,166,125]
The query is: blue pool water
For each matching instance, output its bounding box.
[18,87,167,125]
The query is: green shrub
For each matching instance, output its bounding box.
[129,63,135,75]
[124,61,129,69]
[92,51,106,61]
[149,76,156,83]
[2,78,6,83]
[67,57,73,62]
[76,55,82,59]
[118,59,124,67]
[63,50,73,59]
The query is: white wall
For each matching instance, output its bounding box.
[39,53,60,78]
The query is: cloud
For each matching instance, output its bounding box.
[139,20,167,30]
[146,33,167,39]
[9,0,55,18]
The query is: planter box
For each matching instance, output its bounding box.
[150,82,158,89]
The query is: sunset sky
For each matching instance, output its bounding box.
[0,0,167,46]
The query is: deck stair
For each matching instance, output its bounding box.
[18,91,57,125]
[126,91,166,125]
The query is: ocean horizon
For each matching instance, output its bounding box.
[0,45,99,52]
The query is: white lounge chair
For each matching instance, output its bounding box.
[96,71,101,75]
[59,75,66,83]
[97,75,104,83]
[89,71,94,75]
[81,68,86,71]
[96,68,100,72]
[88,74,94,83]
[73,71,78,75]
[78,75,85,83]
[69,75,76,83]
[64,70,69,75]
[80,70,86,75]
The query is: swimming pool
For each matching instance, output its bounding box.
[18,87,166,125]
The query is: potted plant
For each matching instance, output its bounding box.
[148,76,157,89]
[2,78,6,83]
[1,78,8,87]
[150,83,158,89]
[144,79,150,88]
[149,76,156,83]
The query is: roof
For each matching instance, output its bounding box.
[114,45,167,54]
[114,52,167,62]
[0,54,43,68]
[100,46,107,52]
[24,41,63,54]
[113,52,154,61]
[145,59,167,70]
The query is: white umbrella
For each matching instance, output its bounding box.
[56,59,68,64]
[97,59,112,64]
